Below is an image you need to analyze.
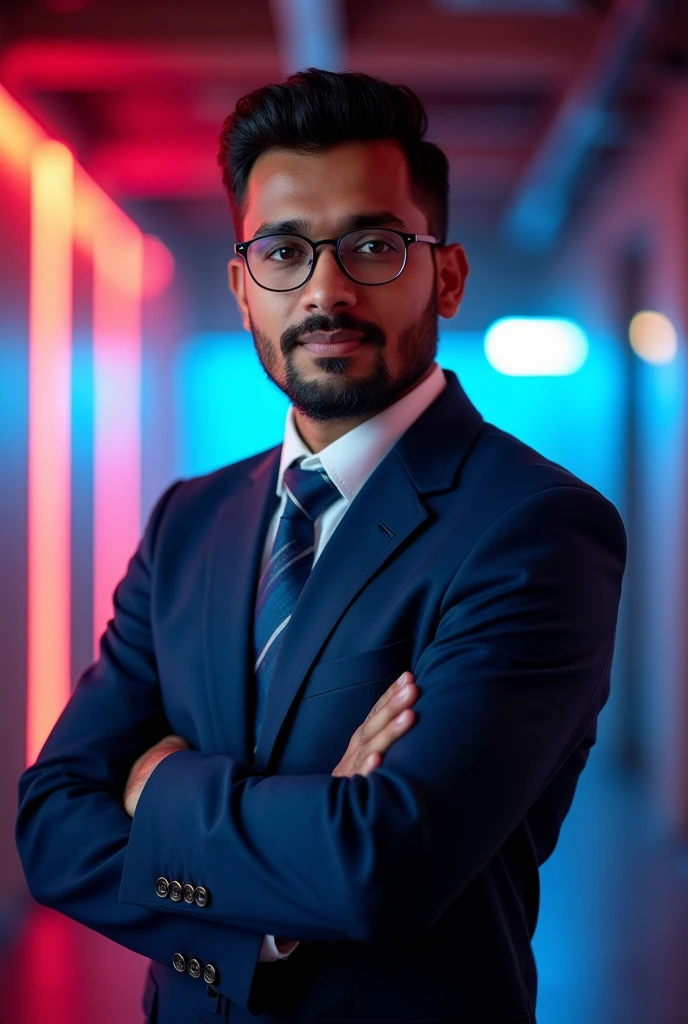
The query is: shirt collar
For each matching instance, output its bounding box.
[276,362,447,503]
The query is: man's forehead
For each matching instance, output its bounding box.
[241,141,421,237]
[251,210,411,238]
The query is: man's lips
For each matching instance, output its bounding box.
[298,330,367,356]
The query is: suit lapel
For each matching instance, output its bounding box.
[202,447,280,762]
[253,370,484,772]
[252,451,428,771]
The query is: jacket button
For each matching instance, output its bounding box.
[155,876,169,898]
[193,885,209,908]
[169,880,183,902]
[188,958,202,979]
[172,953,186,973]
[203,963,217,985]
[182,883,195,904]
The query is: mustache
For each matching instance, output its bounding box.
[281,313,386,354]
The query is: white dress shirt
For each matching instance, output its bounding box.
[257,362,447,961]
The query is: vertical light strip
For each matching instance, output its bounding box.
[92,216,143,656]
[27,141,74,766]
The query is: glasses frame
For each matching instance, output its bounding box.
[234,228,441,292]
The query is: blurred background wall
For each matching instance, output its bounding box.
[1,1,687,1022]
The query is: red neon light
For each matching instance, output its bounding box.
[12,88,165,761]
[92,217,144,657]
[27,141,74,766]
[0,84,45,172]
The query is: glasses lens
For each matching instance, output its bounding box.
[338,229,405,284]
[247,235,313,290]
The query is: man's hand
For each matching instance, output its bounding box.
[272,671,415,950]
[273,672,418,954]
[126,677,417,959]
[123,735,190,817]
[122,673,417,818]
[332,671,418,778]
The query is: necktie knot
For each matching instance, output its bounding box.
[282,461,340,522]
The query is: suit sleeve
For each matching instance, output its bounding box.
[15,480,272,1013]
[118,484,627,944]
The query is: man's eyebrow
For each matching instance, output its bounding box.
[251,211,409,238]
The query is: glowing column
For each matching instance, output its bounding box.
[27,141,74,765]
[92,216,144,656]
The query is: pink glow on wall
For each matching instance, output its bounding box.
[5,87,171,763]
[27,141,74,766]
[142,234,175,299]
[92,216,144,657]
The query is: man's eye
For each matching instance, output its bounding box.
[267,246,300,261]
[357,240,390,254]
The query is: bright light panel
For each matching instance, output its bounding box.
[484,317,589,376]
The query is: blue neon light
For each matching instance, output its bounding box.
[173,333,290,478]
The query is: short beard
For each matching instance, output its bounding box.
[248,285,439,423]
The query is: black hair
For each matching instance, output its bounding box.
[217,68,449,244]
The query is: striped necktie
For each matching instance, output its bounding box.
[252,458,341,752]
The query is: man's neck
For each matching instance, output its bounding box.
[293,363,435,454]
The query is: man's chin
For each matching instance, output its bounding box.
[294,359,377,384]
[306,355,351,375]
[283,370,399,422]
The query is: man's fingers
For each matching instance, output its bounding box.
[357,706,417,772]
[365,672,414,722]
[331,672,419,779]
[359,672,417,743]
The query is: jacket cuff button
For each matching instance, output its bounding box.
[182,883,195,903]
[169,880,183,902]
[193,885,209,907]
[203,963,217,985]
[188,958,202,979]
[172,953,186,973]
[155,876,169,898]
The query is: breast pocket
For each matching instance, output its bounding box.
[281,638,416,773]
[303,637,415,700]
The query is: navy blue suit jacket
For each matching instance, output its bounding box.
[17,370,627,1024]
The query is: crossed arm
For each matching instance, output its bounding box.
[121,669,421,956]
[122,671,419,818]
[16,479,626,1007]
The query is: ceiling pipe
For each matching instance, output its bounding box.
[503,0,658,251]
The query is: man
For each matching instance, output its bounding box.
[16,69,626,1024]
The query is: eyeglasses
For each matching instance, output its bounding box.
[234,228,441,292]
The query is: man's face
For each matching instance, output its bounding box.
[228,139,467,422]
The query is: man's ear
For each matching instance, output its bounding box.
[228,258,251,332]
[436,243,469,320]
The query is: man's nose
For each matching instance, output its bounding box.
[299,245,358,315]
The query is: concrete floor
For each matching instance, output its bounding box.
[2,762,687,1023]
